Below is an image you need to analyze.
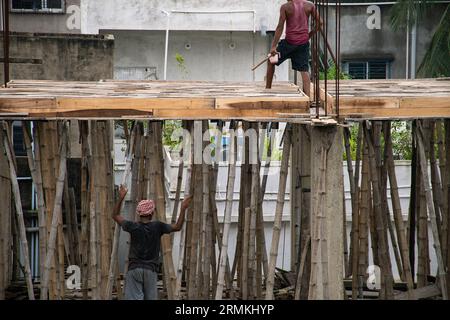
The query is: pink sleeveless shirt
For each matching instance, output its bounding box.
[285,0,309,45]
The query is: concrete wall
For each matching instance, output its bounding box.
[81,0,284,34]
[0,0,82,34]
[326,4,446,78]
[0,32,114,83]
[108,30,289,82]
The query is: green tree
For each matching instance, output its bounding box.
[390,0,450,77]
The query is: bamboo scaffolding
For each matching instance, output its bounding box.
[105,123,136,300]
[22,122,47,283]
[242,207,251,300]
[383,122,414,296]
[2,122,35,300]
[0,128,11,300]
[152,121,176,299]
[417,122,449,300]
[39,122,68,300]
[174,121,193,300]
[357,138,370,298]
[265,126,291,300]
[79,121,91,299]
[364,122,394,299]
[215,124,236,299]
[344,127,360,298]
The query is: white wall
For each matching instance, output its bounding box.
[81,0,284,34]
[108,30,289,82]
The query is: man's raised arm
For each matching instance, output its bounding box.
[171,195,193,232]
[112,185,127,225]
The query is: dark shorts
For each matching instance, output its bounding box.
[276,40,310,72]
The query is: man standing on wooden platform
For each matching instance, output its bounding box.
[112,185,192,300]
[266,0,322,97]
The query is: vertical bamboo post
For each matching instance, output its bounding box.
[242,208,251,300]
[445,120,450,298]
[297,124,312,299]
[363,122,394,299]
[344,127,360,298]
[0,127,12,300]
[79,121,91,299]
[39,122,68,300]
[2,121,35,300]
[417,121,429,288]
[417,123,449,300]
[358,136,370,298]
[308,124,344,300]
[215,124,236,299]
[408,121,418,279]
[105,124,136,300]
[383,122,414,296]
[265,125,291,300]
[174,121,193,300]
[22,122,47,283]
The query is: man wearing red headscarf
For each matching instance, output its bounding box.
[112,185,192,300]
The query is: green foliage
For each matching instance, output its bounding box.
[417,6,450,77]
[390,1,450,77]
[390,121,413,160]
[319,62,351,80]
[175,53,189,78]
[344,121,413,161]
[163,120,183,150]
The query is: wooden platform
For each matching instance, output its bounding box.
[0,79,449,120]
[0,80,309,120]
[333,78,450,119]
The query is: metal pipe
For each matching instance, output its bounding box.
[3,0,10,86]
[405,10,410,79]
[162,10,170,81]
[410,19,417,79]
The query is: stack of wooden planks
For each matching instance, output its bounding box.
[0,80,309,120]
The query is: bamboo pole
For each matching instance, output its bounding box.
[445,120,450,298]
[294,235,311,300]
[215,124,236,299]
[201,121,211,299]
[265,126,291,300]
[364,122,394,299]
[383,122,415,296]
[408,121,418,279]
[105,124,136,300]
[417,123,449,300]
[174,121,193,300]
[344,127,360,299]
[22,122,47,283]
[79,121,91,299]
[39,122,68,300]
[242,207,251,300]
[358,137,370,298]
[429,121,444,241]
[89,200,99,300]
[2,121,35,300]
[436,121,448,266]
[298,124,311,300]
[0,128,12,300]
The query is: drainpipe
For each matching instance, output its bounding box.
[162,10,171,81]
[2,0,10,86]
[410,19,417,79]
[405,10,409,79]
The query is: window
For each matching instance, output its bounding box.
[11,0,64,13]
[343,60,392,79]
